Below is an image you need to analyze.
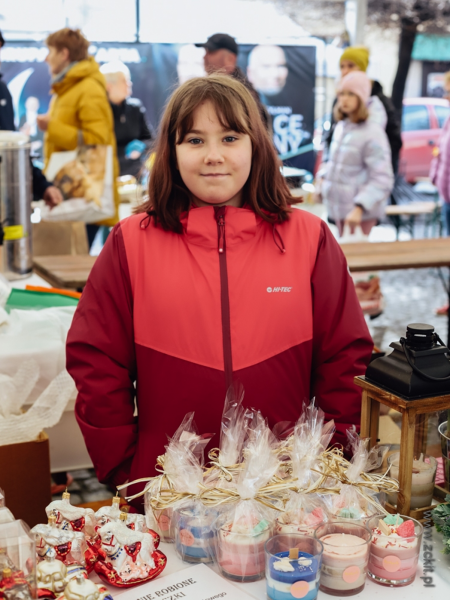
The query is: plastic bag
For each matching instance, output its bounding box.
[275,403,334,536]
[144,413,213,546]
[0,306,77,404]
[0,362,75,446]
[325,428,381,523]
[38,146,115,223]
[205,384,251,486]
[214,414,281,583]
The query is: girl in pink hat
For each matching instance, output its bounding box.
[321,71,394,236]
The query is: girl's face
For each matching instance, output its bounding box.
[337,90,360,116]
[175,100,252,208]
[340,60,360,78]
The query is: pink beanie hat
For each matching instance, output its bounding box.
[338,71,371,105]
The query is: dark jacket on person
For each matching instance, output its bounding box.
[110,98,153,177]
[0,73,51,200]
[0,75,14,131]
[324,79,402,174]
[231,67,271,131]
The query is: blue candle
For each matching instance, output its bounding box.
[267,551,320,600]
[175,507,216,563]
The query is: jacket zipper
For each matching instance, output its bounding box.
[214,206,233,390]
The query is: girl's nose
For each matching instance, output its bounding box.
[204,143,224,164]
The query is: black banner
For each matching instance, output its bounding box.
[1,41,315,170]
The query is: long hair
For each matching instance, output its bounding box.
[137,75,293,233]
[333,95,369,124]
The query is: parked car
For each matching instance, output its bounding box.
[400,97,450,182]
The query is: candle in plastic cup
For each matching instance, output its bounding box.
[367,514,422,587]
[314,522,371,596]
[174,505,217,564]
[387,453,436,509]
[215,514,273,582]
[265,534,323,600]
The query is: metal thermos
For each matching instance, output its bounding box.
[0,131,32,280]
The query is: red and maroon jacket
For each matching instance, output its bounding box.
[66,205,373,510]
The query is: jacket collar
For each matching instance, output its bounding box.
[52,57,105,96]
[181,205,259,249]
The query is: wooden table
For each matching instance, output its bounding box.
[33,255,97,290]
[385,201,440,239]
[341,237,450,343]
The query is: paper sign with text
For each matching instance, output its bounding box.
[115,564,253,600]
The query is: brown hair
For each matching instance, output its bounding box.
[46,28,89,62]
[137,75,293,233]
[333,95,369,124]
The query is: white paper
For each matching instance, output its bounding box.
[115,564,253,600]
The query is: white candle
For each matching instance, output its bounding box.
[388,453,437,509]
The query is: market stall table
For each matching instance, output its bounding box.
[92,527,448,599]
[340,237,450,344]
[33,254,97,290]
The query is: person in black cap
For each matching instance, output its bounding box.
[196,33,270,130]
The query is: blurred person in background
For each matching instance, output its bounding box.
[37,28,119,247]
[0,31,62,207]
[324,46,402,174]
[321,71,394,236]
[430,71,450,316]
[247,44,288,99]
[19,96,44,155]
[196,33,269,130]
[100,61,154,178]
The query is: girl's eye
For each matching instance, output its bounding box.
[188,138,202,145]
[224,136,238,143]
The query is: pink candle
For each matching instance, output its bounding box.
[368,515,422,587]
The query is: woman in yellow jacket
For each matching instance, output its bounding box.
[37,28,119,244]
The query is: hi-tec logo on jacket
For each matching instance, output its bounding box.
[267,287,292,293]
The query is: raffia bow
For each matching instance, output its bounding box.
[198,477,297,512]
[203,448,244,483]
[117,454,176,502]
[311,447,400,516]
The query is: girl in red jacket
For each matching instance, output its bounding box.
[66,75,373,510]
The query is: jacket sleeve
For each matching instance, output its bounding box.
[47,85,113,149]
[379,93,402,173]
[311,221,373,447]
[66,223,137,487]
[353,129,394,212]
[138,106,153,141]
[32,163,52,200]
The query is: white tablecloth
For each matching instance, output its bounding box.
[94,527,448,600]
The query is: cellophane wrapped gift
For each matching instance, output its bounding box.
[163,415,217,564]
[0,520,36,600]
[325,428,384,524]
[276,403,334,536]
[213,413,282,583]
[144,413,213,546]
[204,384,251,487]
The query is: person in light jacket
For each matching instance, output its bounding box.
[430,70,450,315]
[322,71,394,235]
